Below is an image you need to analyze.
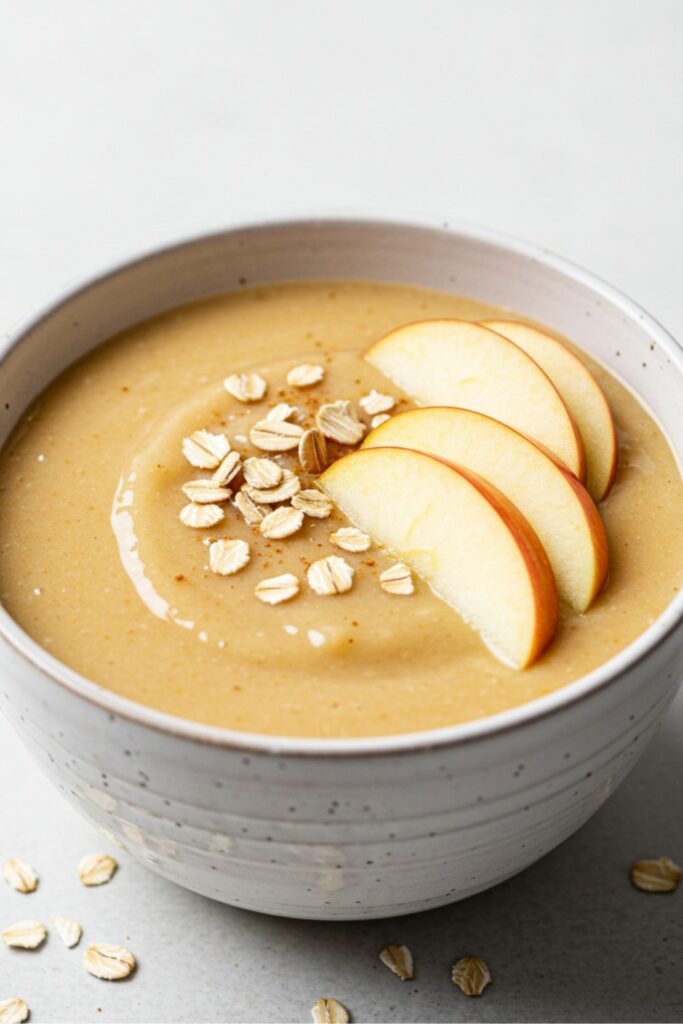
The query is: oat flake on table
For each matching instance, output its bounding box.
[78,852,118,887]
[3,858,38,894]
[52,916,82,948]
[311,997,349,1023]
[631,856,683,892]
[2,920,47,950]
[451,956,492,996]
[0,997,29,1024]
[83,943,136,980]
[379,944,414,980]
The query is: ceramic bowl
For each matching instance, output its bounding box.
[1,216,682,920]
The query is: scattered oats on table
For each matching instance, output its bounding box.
[631,856,682,892]
[0,997,29,1024]
[451,956,492,996]
[307,556,355,596]
[223,372,267,403]
[2,920,47,950]
[329,527,371,553]
[287,363,325,388]
[379,944,414,980]
[254,574,300,605]
[3,858,38,894]
[78,852,118,887]
[83,943,136,981]
[52,916,82,948]
[311,997,349,1023]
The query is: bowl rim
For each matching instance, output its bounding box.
[1,211,682,758]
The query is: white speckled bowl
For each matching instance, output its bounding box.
[1,216,682,919]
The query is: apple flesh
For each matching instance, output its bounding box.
[363,407,608,612]
[319,446,558,669]
[482,320,618,501]
[365,319,585,480]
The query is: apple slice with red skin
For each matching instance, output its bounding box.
[482,320,618,502]
[365,319,585,480]
[319,446,558,670]
[363,407,608,613]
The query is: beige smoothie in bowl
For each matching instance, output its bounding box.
[0,279,682,739]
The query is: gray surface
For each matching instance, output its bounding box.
[1,2,682,1021]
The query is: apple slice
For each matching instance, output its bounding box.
[319,446,558,669]
[482,320,618,501]
[363,408,608,612]
[365,320,585,479]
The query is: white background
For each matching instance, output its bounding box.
[1,2,682,1021]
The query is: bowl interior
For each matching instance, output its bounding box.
[1,215,681,753]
